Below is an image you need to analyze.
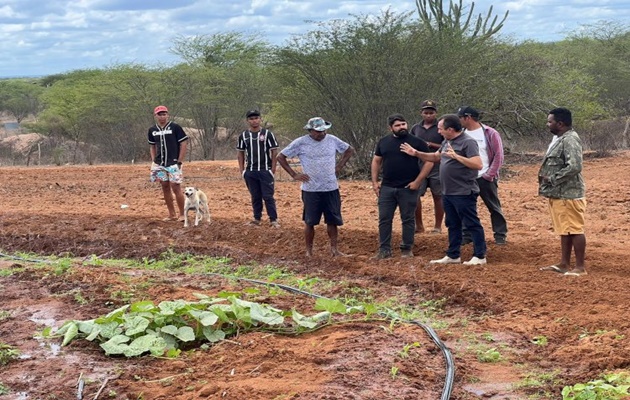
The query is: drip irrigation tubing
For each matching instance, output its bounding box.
[0,254,454,398]
[0,252,52,264]
[207,273,455,400]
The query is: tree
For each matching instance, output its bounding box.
[273,4,519,172]
[0,79,44,123]
[171,32,275,160]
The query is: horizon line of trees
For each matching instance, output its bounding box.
[0,0,628,172]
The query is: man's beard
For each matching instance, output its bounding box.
[395,129,409,138]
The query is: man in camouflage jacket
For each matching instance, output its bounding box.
[538,108,587,276]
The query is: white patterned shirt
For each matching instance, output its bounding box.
[280,134,350,192]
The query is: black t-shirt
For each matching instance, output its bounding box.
[147,122,188,167]
[374,134,430,188]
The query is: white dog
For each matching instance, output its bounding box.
[183,187,210,227]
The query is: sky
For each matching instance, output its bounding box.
[0,0,628,78]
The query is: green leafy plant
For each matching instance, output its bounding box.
[477,347,502,363]
[0,310,11,321]
[532,335,548,346]
[0,382,9,395]
[0,342,20,365]
[53,293,345,357]
[390,366,399,379]
[562,372,630,399]
[398,342,421,358]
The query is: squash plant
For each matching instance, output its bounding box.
[53,293,354,357]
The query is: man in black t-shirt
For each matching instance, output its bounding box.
[237,110,280,227]
[370,114,433,259]
[148,105,188,222]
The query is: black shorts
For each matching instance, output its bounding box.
[301,190,343,226]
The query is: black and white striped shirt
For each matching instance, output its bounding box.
[236,129,279,171]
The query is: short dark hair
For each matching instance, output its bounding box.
[549,108,572,127]
[440,114,462,132]
[387,113,406,127]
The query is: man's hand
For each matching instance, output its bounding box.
[443,141,457,159]
[406,181,421,191]
[372,182,380,197]
[400,143,416,156]
[293,173,310,182]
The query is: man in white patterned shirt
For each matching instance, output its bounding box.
[277,117,355,257]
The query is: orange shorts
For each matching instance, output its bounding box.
[548,198,586,235]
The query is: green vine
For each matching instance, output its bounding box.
[53,293,368,358]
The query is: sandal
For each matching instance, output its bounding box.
[162,216,178,222]
[539,265,566,273]
[564,269,587,276]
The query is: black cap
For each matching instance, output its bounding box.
[456,106,480,119]
[246,110,260,118]
[420,100,437,110]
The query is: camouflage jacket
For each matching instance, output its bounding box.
[538,130,585,199]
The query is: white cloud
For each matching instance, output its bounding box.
[0,0,628,77]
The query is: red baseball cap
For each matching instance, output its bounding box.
[154,105,168,115]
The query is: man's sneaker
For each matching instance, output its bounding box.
[270,220,281,228]
[246,220,261,226]
[429,256,461,264]
[495,237,507,245]
[400,249,414,258]
[371,251,392,260]
[463,256,487,265]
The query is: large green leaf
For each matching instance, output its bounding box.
[124,316,150,336]
[202,326,226,343]
[100,334,131,355]
[188,309,219,327]
[175,326,195,342]
[315,298,347,314]
[292,310,319,329]
[130,301,156,313]
[125,334,167,357]
[249,303,284,325]
[158,300,189,315]
[61,322,79,346]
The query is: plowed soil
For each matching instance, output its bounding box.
[1,152,630,400]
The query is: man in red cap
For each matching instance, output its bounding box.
[148,105,189,221]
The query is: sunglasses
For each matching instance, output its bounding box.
[156,112,168,116]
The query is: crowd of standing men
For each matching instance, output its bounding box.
[147,103,587,275]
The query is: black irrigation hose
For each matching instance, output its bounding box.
[208,273,455,400]
[0,252,52,264]
[0,254,454,398]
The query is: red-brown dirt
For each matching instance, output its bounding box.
[1,152,630,400]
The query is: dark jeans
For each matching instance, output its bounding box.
[463,177,508,241]
[378,185,419,253]
[443,194,486,259]
[244,170,277,221]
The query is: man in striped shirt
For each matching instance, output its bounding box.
[237,110,280,227]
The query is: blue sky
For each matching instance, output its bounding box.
[0,0,628,78]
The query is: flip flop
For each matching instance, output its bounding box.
[162,216,178,222]
[539,265,566,273]
[564,270,587,276]
[429,228,442,234]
